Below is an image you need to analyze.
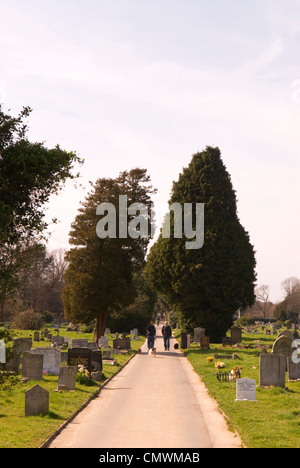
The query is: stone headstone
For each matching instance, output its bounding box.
[287,357,300,381]
[278,330,295,341]
[52,336,65,346]
[194,327,205,344]
[104,328,111,335]
[0,339,6,364]
[25,385,49,416]
[113,338,131,350]
[91,350,103,371]
[259,353,286,387]
[222,336,232,346]
[60,351,68,363]
[231,326,242,345]
[102,349,112,359]
[57,366,77,390]
[6,352,20,373]
[13,338,32,354]
[72,339,89,348]
[64,337,71,346]
[33,332,40,342]
[235,378,257,401]
[200,336,210,350]
[68,347,92,372]
[98,336,109,348]
[180,333,188,348]
[88,342,98,350]
[272,335,296,359]
[22,352,43,381]
[186,334,191,348]
[30,347,61,375]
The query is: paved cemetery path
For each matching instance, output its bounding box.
[47,326,242,448]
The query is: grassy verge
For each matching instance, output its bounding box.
[175,330,300,448]
[0,326,145,448]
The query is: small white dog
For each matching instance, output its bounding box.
[148,347,156,358]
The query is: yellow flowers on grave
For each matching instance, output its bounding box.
[76,365,91,384]
[206,356,214,362]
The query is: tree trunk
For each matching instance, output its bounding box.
[0,302,5,321]
[93,312,107,343]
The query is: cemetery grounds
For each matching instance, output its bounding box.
[1,325,300,448]
[0,326,144,448]
[176,327,300,448]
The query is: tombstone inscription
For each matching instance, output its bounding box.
[235,378,257,401]
[68,347,92,372]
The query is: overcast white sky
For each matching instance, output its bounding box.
[1,0,300,303]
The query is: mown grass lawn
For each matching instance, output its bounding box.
[0,326,145,448]
[177,330,300,448]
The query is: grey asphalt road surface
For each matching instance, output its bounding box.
[47,326,242,448]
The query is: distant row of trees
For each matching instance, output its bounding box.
[1,107,262,341]
[244,278,300,323]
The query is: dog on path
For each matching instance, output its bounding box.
[148,347,156,358]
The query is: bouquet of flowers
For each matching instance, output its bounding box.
[206,356,214,363]
[229,366,242,380]
[214,361,225,369]
[76,365,91,384]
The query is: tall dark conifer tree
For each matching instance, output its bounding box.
[62,168,156,342]
[145,146,256,342]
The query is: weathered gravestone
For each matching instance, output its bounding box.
[259,353,286,387]
[180,333,188,348]
[222,336,232,346]
[30,347,61,375]
[60,351,68,363]
[287,357,300,381]
[0,339,6,364]
[25,385,49,416]
[13,338,32,354]
[72,339,89,348]
[113,338,131,350]
[68,347,92,372]
[52,335,65,346]
[194,327,205,344]
[22,352,43,381]
[64,337,71,346]
[200,336,210,350]
[186,334,191,348]
[57,366,77,390]
[231,326,242,345]
[98,336,109,348]
[235,378,257,401]
[278,330,294,340]
[272,335,296,360]
[33,331,40,342]
[91,350,103,371]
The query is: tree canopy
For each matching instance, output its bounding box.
[145,146,256,342]
[0,106,83,312]
[62,168,156,342]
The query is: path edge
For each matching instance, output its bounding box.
[39,352,137,449]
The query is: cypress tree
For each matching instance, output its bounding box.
[145,146,256,342]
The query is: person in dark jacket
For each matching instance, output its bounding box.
[162,321,172,351]
[146,321,156,350]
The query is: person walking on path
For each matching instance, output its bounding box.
[162,321,172,351]
[146,320,156,350]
